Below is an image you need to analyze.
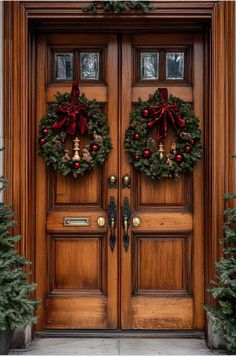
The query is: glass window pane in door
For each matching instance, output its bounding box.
[166,52,184,80]
[55,53,73,80]
[80,52,100,80]
[140,52,159,80]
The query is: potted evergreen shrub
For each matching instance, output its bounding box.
[206,192,236,352]
[0,176,38,355]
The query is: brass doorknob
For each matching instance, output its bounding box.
[108,175,118,188]
[133,216,141,227]
[109,175,117,183]
[122,174,131,188]
[97,216,106,227]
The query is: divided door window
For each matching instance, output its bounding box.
[51,48,104,82]
[51,46,191,84]
[136,47,191,83]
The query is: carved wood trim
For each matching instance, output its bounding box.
[3,0,235,329]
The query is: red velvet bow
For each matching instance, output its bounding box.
[52,81,88,136]
[147,88,185,139]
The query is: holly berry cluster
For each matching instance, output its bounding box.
[124,90,202,181]
[38,91,112,178]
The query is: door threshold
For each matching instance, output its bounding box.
[35,330,205,339]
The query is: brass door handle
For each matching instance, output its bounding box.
[122,197,132,252]
[108,197,117,252]
[110,216,115,242]
[124,218,128,236]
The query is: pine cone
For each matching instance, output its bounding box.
[147,138,156,150]
[61,150,71,162]
[166,155,173,167]
[179,132,193,142]
[54,140,62,151]
[93,131,103,143]
[82,148,93,163]
[150,163,158,171]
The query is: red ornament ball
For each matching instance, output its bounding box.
[134,155,141,161]
[142,109,150,118]
[42,128,49,135]
[87,111,91,117]
[91,144,99,152]
[133,133,141,141]
[73,162,80,169]
[185,145,191,153]
[175,154,183,162]
[39,138,46,145]
[143,149,151,158]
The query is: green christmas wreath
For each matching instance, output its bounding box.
[124,88,202,180]
[38,81,112,178]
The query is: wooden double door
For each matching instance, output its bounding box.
[36,31,204,330]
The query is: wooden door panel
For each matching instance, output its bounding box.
[128,212,192,232]
[46,211,106,232]
[47,86,108,102]
[136,127,193,208]
[132,86,193,103]
[121,33,204,330]
[138,176,189,206]
[54,170,101,205]
[49,236,105,292]
[133,235,191,293]
[46,296,107,329]
[36,33,119,329]
[132,297,193,329]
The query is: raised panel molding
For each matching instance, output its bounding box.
[48,235,105,294]
[53,169,102,206]
[136,173,193,209]
[133,234,192,296]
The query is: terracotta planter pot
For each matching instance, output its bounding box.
[0,330,14,355]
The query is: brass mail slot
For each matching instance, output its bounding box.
[64,217,91,227]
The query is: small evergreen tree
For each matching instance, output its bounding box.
[0,176,38,331]
[207,192,236,352]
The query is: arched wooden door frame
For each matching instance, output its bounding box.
[3,1,235,334]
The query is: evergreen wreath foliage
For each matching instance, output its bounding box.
[124,88,202,181]
[0,173,38,331]
[83,1,152,13]
[38,86,112,178]
[206,190,236,352]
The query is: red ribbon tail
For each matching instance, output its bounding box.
[67,113,77,136]
[157,117,168,139]
[147,117,159,129]
[52,117,67,130]
[78,115,88,135]
[168,111,178,131]
[170,109,186,129]
[177,116,186,128]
